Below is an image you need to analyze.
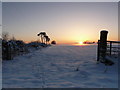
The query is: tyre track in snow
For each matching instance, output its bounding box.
[31,46,85,87]
[29,46,76,88]
[30,48,52,88]
[3,45,118,88]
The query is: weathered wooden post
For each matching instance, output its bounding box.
[99,30,108,59]
[7,44,13,60]
[109,41,112,56]
[97,40,100,62]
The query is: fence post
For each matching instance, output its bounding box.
[99,30,108,59]
[110,41,112,56]
[7,44,13,60]
[97,40,100,61]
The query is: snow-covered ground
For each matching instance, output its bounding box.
[2,45,118,88]
[0,42,2,89]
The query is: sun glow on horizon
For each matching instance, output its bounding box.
[79,41,83,45]
[72,41,86,46]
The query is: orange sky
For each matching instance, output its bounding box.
[3,2,118,44]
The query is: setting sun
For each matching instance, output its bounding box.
[79,41,83,45]
[73,41,85,46]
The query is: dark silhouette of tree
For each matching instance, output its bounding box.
[44,35,50,44]
[11,35,16,41]
[2,39,8,60]
[44,35,48,44]
[37,32,46,43]
[47,37,50,44]
[51,40,56,44]
[42,32,46,43]
[2,32,9,41]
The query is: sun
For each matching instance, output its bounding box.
[79,41,83,45]
[73,41,84,46]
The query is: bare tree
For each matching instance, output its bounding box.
[51,40,56,44]
[37,32,46,43]
[2,32,9,41]
[11,35,16,41]
[44,35,48,44]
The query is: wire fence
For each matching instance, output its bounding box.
[97,40,120,61]
[106,41,120,58]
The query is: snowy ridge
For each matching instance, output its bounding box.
[2,45,118,88]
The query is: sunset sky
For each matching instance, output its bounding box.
[2,2,118,44]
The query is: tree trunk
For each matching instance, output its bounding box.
[40,35,43,43]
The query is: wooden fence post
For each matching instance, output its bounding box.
[100,30,108,59]
[110,41,112,56]
[97,40,100,61]
[7,44,13,60]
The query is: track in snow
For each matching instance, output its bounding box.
[2,45,118,88]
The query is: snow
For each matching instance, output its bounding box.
[0,42,2,89]
[2,45,118,88]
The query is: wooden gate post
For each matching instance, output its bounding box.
[100,30,108,59]
[97,40,100,61]
[7,44,13,60]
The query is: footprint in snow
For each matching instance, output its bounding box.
[51,63,56,66]
[79,70,91,78]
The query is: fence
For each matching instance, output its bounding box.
[97,30,120,62]
[106,41,120,57]
[2,40,29,60]
[97,40,120,62]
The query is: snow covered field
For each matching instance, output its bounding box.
[2,45,118,88]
